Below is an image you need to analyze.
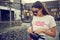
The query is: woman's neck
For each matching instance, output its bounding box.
[37,14,45,17]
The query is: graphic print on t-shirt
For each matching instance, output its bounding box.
[34,21,47,26]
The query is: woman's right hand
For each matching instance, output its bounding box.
[27,27,33,33]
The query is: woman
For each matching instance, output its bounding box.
[27,1,56,40]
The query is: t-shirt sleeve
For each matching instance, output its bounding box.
[49,16,56,28]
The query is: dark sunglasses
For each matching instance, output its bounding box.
[32,10,39,16]
[32,10,38,13]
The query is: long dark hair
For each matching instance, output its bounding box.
[32,1,50,15]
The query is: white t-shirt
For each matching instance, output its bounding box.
[31,15,56,35]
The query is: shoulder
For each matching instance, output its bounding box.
[32,16,37,19]
[32,16,36,21]
[33,16,36,18]
[46,15,54,19]
[45,15,55,21]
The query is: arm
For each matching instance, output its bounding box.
[34,26,56,37]
[27,27,33,33]
[43,16,56,37]
[43,26,56,37]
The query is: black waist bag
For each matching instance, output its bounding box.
[29,33,45,40]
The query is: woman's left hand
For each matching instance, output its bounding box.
[34,29,44,34]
